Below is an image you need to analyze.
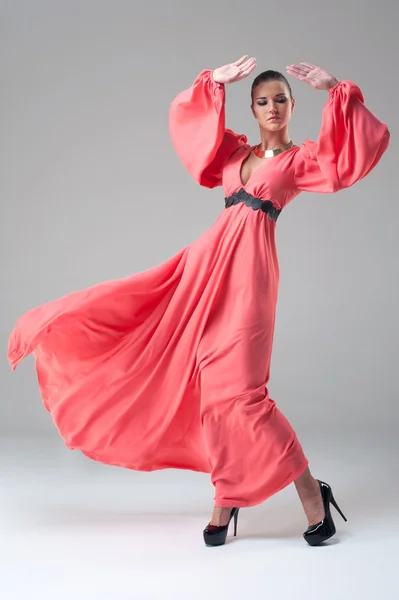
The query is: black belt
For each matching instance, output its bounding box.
[225,188,281,222]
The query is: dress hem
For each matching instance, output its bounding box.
[213,455,309,508]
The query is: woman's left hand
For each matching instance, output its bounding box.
[286,62,339,90]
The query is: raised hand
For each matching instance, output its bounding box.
[286,62,339,91]
[212,55,257,85]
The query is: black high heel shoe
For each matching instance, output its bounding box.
[203,508,240,546]
[303,479,347,546]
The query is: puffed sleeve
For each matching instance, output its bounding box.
[169,69,248,188]
[293,80,390,193]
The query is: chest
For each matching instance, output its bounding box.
[222,145,300,209]
[240,152,274,187]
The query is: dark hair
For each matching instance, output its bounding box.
[251,70,293,104]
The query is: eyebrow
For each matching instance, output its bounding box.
[256,93,287,99]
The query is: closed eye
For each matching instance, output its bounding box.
[257,98,287,106]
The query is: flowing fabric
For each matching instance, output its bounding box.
[8,69,390,507]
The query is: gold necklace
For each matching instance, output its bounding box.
[253,140,294,158]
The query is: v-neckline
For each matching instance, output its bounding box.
[239,144,297,189]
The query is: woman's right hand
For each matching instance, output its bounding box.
[212,55,256,85]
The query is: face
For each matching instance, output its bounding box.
[251,79,295,131]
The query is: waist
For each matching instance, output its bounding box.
[225,188,281,222]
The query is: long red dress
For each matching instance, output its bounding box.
[8,70,390,508]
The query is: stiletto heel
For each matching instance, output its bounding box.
[303,480,347,546]
[203,507,240,547]
[233,508,239,537]
[330,492,347,522]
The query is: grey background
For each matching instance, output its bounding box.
[1,2,398,599]
[1,0,397,438]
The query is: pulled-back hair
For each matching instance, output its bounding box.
[251,70,293,104]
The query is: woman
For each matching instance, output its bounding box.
[8,56,390,548]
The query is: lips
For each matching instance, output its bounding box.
[268,116,280,121]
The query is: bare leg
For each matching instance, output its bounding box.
[210,467,324,527]
[210,506,233,526]
[294,467,325,526]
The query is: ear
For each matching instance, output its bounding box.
[250,104,256,118]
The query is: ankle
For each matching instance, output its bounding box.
[210,506,233,526]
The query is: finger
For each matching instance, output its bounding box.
[238,56,256,70]
[235,70,251,81]
[241,61,257,75]
[286,68,306,81]
[298,65,313,74]
[286,65,308,76]
[287,63,309,72]
[233,55,249,66]
[236,58,256,74]
[238,58,256,71]
[236,68,255,81]
[241,58,256,71]
[287,66,311,79]
[300,62,317,70]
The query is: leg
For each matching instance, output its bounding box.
[210,467,325,528]
[294,466,325,526]
[196,269,308,528]
[210,506,234,526]
[197,327,308,525]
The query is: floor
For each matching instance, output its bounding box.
[1,433,398,600]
